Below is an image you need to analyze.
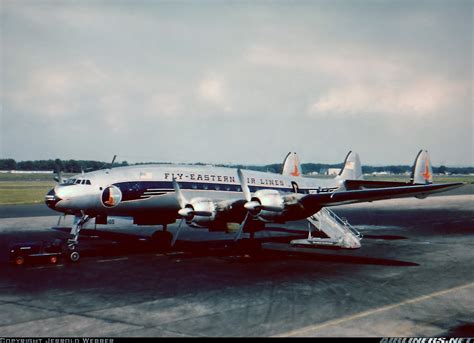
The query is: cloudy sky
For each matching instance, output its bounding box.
[1,0,472,166]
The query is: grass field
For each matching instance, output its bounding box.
[0,173,472,205]
[0,181,56,205]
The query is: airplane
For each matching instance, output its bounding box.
[45,150,463,262]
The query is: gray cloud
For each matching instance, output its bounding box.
[1,0,472,166]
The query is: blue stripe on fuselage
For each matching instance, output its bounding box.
[113,180,337,202]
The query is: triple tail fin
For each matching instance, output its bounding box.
[410,150,433,184]
[282,152,302,177]
[336,151,363,180]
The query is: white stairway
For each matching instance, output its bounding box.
[290,207,362,249]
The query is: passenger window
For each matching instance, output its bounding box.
[192,184,197,190]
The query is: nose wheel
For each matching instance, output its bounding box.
[69,251,80,262]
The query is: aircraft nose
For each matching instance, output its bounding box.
[45,188,62,209]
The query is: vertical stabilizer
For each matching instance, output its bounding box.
[282,152,302,177]
[411,150,433,184]
[337,151,363,180]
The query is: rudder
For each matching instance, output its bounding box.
[337,151,363,180]
[411,150,433,184]
[282,152,302,177]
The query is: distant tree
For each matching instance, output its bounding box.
[54,159,64,172]
[437,165,447,174]
[0,159,17,170]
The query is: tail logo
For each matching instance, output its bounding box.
[291,164,300,177]
[422,156,431,181]
[101,185,122,208]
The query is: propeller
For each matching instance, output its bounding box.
[171,217,185,247]
[237,169,261,214]
[171,178,189,247]
[234,169,256,241]
[171,178,213,246]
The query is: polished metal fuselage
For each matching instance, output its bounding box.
[49,164,341,219]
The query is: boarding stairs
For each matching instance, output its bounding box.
[291,207,363,249]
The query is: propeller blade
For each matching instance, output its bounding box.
[193,211,213,217]
[237,169,251,202]
[172,178,187,209]
[234,212,250,242]
[54,170,63,184]
[171,218,185,247]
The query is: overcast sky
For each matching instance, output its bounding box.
[1,0,472,166]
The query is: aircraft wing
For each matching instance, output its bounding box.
[300,182,464,211]
[343,179,415,190]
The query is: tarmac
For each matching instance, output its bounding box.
[0,185,472,337]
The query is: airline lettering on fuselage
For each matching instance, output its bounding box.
[163,173,285,186]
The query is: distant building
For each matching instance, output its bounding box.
[326,168,341,176]
[372,171,391,176]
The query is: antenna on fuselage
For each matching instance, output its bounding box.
[110,155,117,168]
[99,155,118,170]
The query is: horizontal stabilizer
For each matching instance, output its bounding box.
[301,182,464,212]
[344,179,411,190]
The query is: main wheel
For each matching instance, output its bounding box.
[69,251,80,262]
[151,231,173,252]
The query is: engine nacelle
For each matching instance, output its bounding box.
[185,197,217,228]
[251,189,285,222]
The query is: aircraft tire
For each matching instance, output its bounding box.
[69,251,80,263]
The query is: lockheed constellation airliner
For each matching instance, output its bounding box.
[45,150,463,262]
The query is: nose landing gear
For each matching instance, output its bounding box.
[67,214,91,262]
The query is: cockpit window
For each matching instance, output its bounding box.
[75,179,82,184]
[86,180,91,185]
[81,180,86,184]
[63,178,76,185]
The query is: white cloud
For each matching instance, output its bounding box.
[245,44,468,119]
[147,93,182,117]
[6,60,109,119]
[197,74,232,112]
[308,78,467,118]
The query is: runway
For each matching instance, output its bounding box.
[0,187,472,337]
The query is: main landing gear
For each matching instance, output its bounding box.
[66,214,91,262]
[233,230,262,253]
[150,224,173,252]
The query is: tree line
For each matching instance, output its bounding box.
[1,158,472,175]
[0,159,129,173]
